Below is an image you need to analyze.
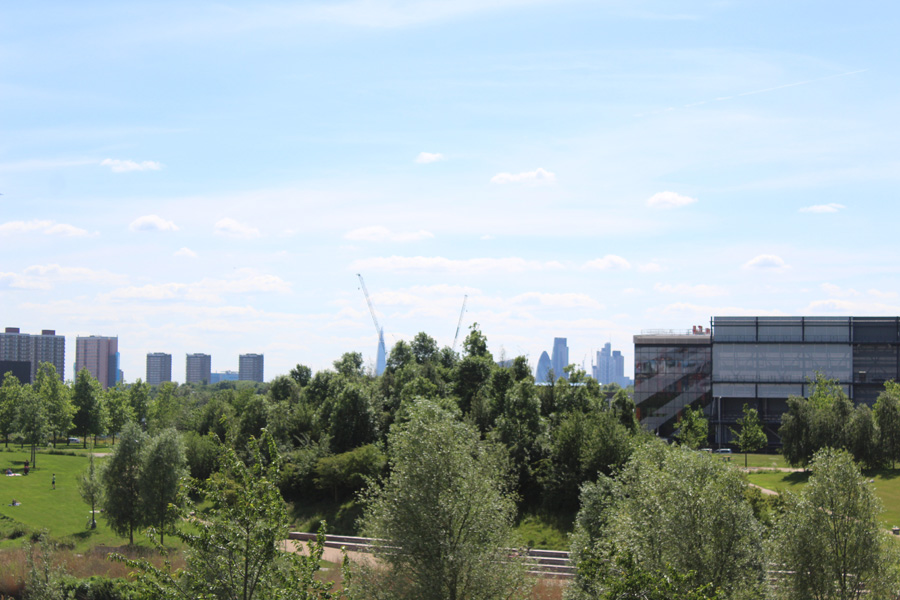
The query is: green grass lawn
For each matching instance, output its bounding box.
[740,453,791,469]
[747,467,900,528]
[0,448,135,551]
[513,512,574,551]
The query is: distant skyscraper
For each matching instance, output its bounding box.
[146,352,172,385]
[75,335,119,390]
[536,351,552,383]
[375,330,386,377]
[239,353,264,383]
[186,353,212,385]
[592,342,631,387]
[0,327,65,383]
[551,337,569,380]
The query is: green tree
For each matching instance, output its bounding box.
[875,382,900,468]
[568,442,764,600]
[129,379,150,429]
[771,448,900,600]
[730,404,768,467]
[323,383,377,454]
[333,351,365,378]
[781,374,859,467]
[101,422,148,544]
[358,399,529,600]
[0,373,22,447]
[411,332,439,364]
[72,368,104,447]
[34,363,73,448]
[289,364,312,387]
[105,385,135,444]
[313,443,386,501]
[149,381,180,434]
[140,428,187,544]
[674,406,709,450]
[16,384,49,467]
[79,443,102,529]
[123,433,343,600]
[462,323,491,359]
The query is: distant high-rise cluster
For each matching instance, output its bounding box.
[0,327,65,384]
[75,335,120,390]
[535,337,632,386]
[535,337,570,383]
[592,342,633,388]
[239,353,264,383]
[146,352,172,385]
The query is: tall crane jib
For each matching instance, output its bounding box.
[452,294,468,353]
[357,274,387,376]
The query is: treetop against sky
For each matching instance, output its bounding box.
[1,0,898,381]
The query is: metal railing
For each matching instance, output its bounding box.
[288,532,575,579]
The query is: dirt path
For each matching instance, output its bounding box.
[281,540,375,566]
[748,483,779,496]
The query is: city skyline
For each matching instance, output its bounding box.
[3,2,899,381]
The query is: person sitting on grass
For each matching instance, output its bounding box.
[10,499,19,506]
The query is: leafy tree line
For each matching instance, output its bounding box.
[2,325,642,522]
[566,442,900,600]
[780,374,900,469]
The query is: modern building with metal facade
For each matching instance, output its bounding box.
[75,335,119,390]
[0,327,66,383]
[146,352,172,386]
[185,353,212,385]
[634,329,712,437]
[635,316,900,445]
[239,353,264,383]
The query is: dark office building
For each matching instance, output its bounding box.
[0,360,32,384]
[635,316,900,446]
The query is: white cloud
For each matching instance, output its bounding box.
[174,247,198,259]
[344,226,434,242]
[646,191,698,209]
[490,167,556,185]
[481,234,495,240]
[214,218,260,239]
[799,203,845,213]
[44,223,90,236]
[0,272,51,290]
[868,288,899,300]
[23,264,127,285]
[415,152,444,164]
[742,254,790,271]
[0,220,88,237]
[583,255,631,270]
[129,215,179,232]
[511,292,604,309]
[351,256,565,274]
[654,283,727,298]
[100,158,163,173]
[102,272,291,303]
[821,283,859,297]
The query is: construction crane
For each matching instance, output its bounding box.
[451,294,468,352]
[357,274,386,376]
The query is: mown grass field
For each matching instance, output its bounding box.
[746,466,900,528]
[0,448,133,551]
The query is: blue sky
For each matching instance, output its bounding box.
[2,1,898,382]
